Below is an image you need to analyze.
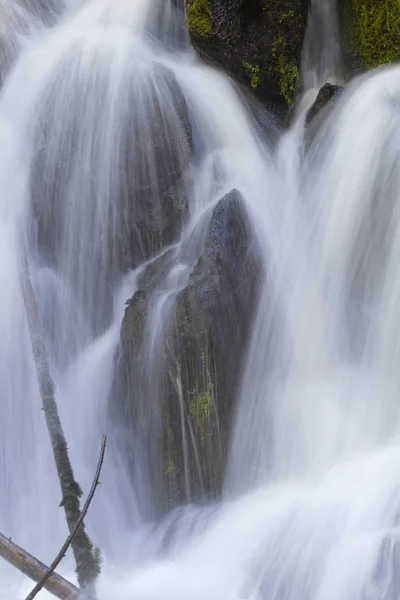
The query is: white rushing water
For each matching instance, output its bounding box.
[2,0,400,599]
[301,0,343,90]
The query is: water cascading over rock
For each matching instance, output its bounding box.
[113,188,262,512]
[3,0,400,599]
[31,52,192,340]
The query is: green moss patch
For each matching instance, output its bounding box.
[189,384,214,445]
[352,0,400,68]
[242,61,261,89]
[270,33,299,104]
[277,57,299,104]
[187,0,212,37]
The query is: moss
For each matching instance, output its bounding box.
[164,459,178,476]
[187,339,215,446]
[162,409,179,502]
[59,480,82,509]
[271,35,299,104]
[186,0,307,107]
[277,57,299,104]
[279,9,296,22]
[187,0,212,37]
[242,61,261,89]
[352,0,400,68]
[73,530,102,583]
[189,384,214,445]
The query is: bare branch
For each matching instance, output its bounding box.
[25,435,107,600]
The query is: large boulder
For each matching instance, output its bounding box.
[339,0,400,76]
[186,0,309,106]
[304,83,344,151]
[112,190,262,514]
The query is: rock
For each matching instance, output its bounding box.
[186,0,309,107]
[166,190,262,505]
[306,82,344,124]
[339,0,400,77]
[112,190,262,513]
[304,83,344,151]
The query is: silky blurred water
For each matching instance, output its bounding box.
[2,1,400,599]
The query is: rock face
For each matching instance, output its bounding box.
[186,0,309,106]
[112,190,262,514]
[339,0,400,76]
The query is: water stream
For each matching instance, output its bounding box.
[2,1,400,599]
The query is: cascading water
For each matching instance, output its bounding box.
[301,0,343,91]
[2,1,400,599]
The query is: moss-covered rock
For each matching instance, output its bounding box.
[112,190,262,513]
[186,0,309,106]
[339,0,400,75]
[164,191,262,507]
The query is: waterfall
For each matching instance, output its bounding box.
[2,0,400,599]
[301,0,343,91]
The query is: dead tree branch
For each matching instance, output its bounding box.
[20,249,101,595]
[25,435,107,600]
[0,532,82,599]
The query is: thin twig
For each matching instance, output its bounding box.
[25,435,107,600]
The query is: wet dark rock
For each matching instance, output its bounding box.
[306,82,344,124]
[166,190,262,505]
[186,0,309,107]
[112,189,262,514]
[304,83,344,151]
